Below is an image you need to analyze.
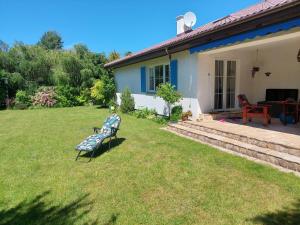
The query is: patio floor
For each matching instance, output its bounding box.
[192,118,300,150]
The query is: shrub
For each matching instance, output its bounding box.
[108,98,118,113]
[76,88,91,106]
[151,116,169,125]
[156,83,181,118]
[90,80,104,105]
[14,103,28,110]
[55,85,80,107]
[15,90,31,106]
[133,107,157,119]
[32,87,57,107]
[120,87,135,113]
[170,105,183,122]
[102,75,116,107]
[90,76,116,107]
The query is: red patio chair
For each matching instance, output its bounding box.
[237,94,271,126]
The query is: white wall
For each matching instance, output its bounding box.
[197,50,254,113]
[114,34,300,118]
[250,39,300,103]
[114,51,200,117]
[197,36,300,112]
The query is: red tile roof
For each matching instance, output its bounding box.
[105,0,298,68]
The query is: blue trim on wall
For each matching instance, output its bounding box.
[190,18,300,54]
[140,66,146,92]
[170,59,178,90]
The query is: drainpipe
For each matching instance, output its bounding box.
[165,48,172,62]
[165,48,172,118]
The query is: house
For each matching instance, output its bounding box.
[105,0,300,119]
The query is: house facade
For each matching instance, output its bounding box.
[105,0,300,119]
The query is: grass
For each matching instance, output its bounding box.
[0,106,299,225]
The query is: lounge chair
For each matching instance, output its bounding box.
[238,94,271,126]
[75,114,121,161]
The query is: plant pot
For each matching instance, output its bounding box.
[182,115,189,121]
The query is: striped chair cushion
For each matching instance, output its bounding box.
[76,133,110,151]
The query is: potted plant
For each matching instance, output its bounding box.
[181,110,192,121]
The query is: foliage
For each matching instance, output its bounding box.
[151,115,169,124]
[132,107,157,119]
[73,44,89,59]
[90,76,116,107]
[120,87,135,113]
[0,40,9,52]
[15,90,31,106]
[130,107,168,124]
[182,110,193,121]
[156,83,182,118]
[0,31,113,109]
[101,75,116,106]
[38,31,63,50]
[170,105,183,122]
[14,103,28,110]
[0,71,7,106]
[61,55,83,88]
[55,85,80,107]
[90,80,104,105]
[32,87,57,107]
[108,50,120,62]
[76,88,91,106]
[108,99,118,113]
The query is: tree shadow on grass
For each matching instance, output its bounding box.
[80,137,126,160]
[103,213,119,225]
[251,199,300,225]
[0,191,118,225]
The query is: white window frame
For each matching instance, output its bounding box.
[147,64,170,92]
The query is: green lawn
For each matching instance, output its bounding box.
[0,107,299,225]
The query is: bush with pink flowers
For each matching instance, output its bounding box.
[32,87,57,107]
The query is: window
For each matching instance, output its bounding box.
[148,64,170,92]
[226,61,236,109]
[149,68,155,91]
[214,60,224,110]
[214,59,237,110]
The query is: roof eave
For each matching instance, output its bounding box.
[105,0,300,69]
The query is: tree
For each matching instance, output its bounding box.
[74,44,89,59]
[0,40,9,52]
[89,75,115,106]
[108,50,120,62]
[38,31,63,50]
[101,75,116,106]
[120,87,135,113]
[90,79,104,105]
[156,83,181,118]
[61,55,83,88]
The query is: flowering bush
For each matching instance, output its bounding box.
[32,87,57,107]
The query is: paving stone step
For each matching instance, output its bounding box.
[178,121,300,157]
[167,123,300,172]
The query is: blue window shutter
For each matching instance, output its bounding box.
[170,59,178,90]
[140,66,146,92]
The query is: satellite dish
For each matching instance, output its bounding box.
[184,12,197,28]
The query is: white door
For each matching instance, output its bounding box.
[214,60,237,111]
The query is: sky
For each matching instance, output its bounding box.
[0,0,261,56]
